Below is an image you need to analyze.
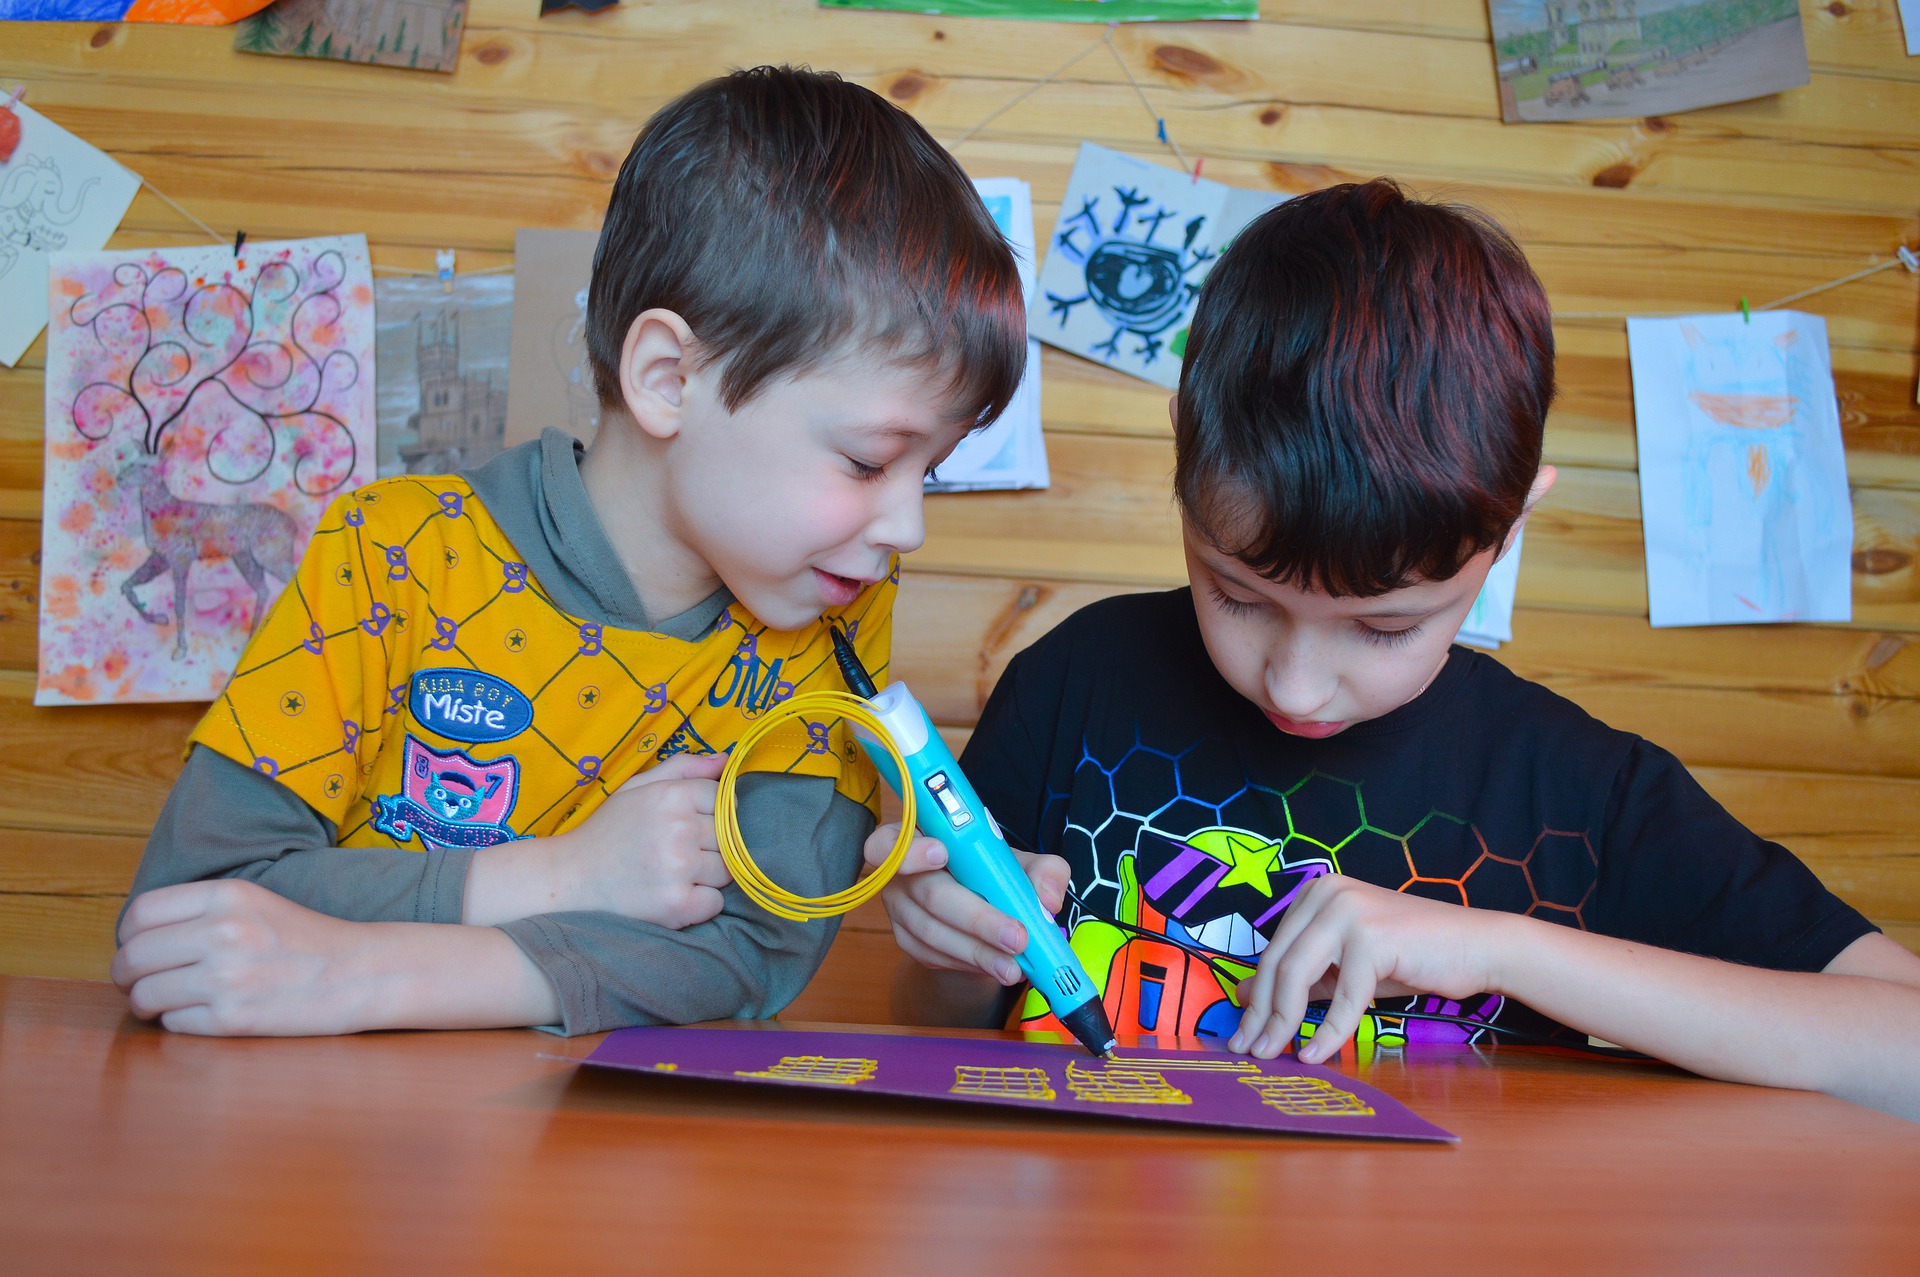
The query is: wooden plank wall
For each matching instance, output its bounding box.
[1,1,1916,1027]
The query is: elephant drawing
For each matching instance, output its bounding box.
[0,156,99,277]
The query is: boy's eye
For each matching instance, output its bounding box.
[1358,622,1423,648]
[846,456,886,481]
[1207,584,1261,616]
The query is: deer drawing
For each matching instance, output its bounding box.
[118,452,301,659]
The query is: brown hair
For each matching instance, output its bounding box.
[587,65,1026,429]
[1174,179,1555,596]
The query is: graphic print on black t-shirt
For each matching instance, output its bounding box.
[959,590,1873,1056]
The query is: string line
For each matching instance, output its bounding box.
[138,177,510,278]
[1101,26,1191,175]
[945,32,1108,152]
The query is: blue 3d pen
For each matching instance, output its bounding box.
[831,624,1117,1058]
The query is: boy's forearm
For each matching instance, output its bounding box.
[350,921,562,1030]
[1486,915,1920,1118]
[462,836,577,926]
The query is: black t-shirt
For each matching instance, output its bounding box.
[960,589,1875,1050]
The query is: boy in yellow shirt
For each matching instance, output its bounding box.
[110,66,1024,1036]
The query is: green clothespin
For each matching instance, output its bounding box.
[1739,296,1750,323]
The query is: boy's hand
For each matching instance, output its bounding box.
[113,879,383,1035]
[526,752,732,929]
[1229,874,1508,1063]
[863,824,1071,986]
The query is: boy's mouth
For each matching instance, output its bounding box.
[1262,709,1348,739]
[812,568,868,607]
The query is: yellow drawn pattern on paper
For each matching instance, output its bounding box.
[952,1066,1057,1101]
[1239,1074,1375,1116]
[1105,1053,1258,1073]
[736,1056,877,1086]
[1065,1062,1191,1106]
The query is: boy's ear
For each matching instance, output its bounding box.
[1167,394,1178,432]
[1500,466,1559,557]
[618,309,698,442]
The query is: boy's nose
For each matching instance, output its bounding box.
[867,476,927,556]
[1264,653,1338,722]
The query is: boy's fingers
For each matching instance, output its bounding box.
[865,826,946,875]
[111,920,210,987]
[1300,962,1375,1064]
[1256,926,1337,1059]
[887,892,1023,983]
[691,849,731,888]
[1229,949,1283,1052]
[622,753,727,790]
[123,967,211,1021]
[1018,852,1073,914]
[117,883,219,945]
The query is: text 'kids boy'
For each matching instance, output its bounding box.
[874,181,1920,1117]
[111,67,1026,1036]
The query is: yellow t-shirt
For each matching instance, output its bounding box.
[188,475,892,851]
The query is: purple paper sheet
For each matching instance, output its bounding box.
[580,1027,1455,1143]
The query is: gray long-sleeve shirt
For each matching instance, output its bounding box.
[130,430,873,1033]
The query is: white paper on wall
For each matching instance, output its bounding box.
[0,100,141,366]
[1031,142,1282,390]
[928,177,1049,493]
[1627,310,1853,628]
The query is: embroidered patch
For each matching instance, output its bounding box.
[372,736,522,850]
[408,667,533,744]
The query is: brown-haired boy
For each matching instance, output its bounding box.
[112,66,1026,1036]
[874,181,1920,1117]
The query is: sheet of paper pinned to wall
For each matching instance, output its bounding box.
[927,177,1048,493]
[1457,531,1524,651]
[38,236,376,705]
[1901,0,1920,55]
[504,228,600,450]
[0,99,140,367]
[375,273,514,478]
[1032,142,1283,390]
[1627,311,1852,629]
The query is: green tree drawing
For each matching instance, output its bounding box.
[293,21,314,55]
[317,32,332,57]
[234,4,286,53]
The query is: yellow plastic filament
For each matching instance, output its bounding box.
[714,689,917,921]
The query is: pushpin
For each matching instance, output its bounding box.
[436,248,456,293]
[233,229,247,258]
[1156,118,1168,145]
[1738,295,1750,323]
[0,86,25,165]
[1192,155,1204,183]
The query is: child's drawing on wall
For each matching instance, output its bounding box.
[37,236,376,705]
[1628,310,1852,628]
[0,99,140,366]
[374,274,513,477]
[1031,143,1279,390]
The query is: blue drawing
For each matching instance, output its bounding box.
[1044,185,1211,367]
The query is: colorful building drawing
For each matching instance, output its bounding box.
[952,1066,1058,1101]
[1239,1074,1376,1117]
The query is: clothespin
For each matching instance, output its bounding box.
[1738,295,1750,323]
[1192,155,1204,184]
[436,248,456,294]
[1898,245,1919,275]
[1156,118,1168,145]
[232,229,247,258]
[0,86,23,164]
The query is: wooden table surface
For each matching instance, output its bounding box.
[3,977,1916,1274]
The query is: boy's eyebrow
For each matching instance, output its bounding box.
[1209,558,1442,619]
[847,419,938,441]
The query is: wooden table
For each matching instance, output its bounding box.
[2,976,1915,1274]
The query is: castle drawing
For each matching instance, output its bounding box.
[401,310,507,474]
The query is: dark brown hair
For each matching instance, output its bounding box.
[1174,179,1554,596]
[587,66,1026,428]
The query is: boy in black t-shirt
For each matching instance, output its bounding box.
[869,181,1920,1116]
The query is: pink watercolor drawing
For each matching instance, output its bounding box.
[38,235,375,705]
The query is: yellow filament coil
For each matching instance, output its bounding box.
[715,689,916,922]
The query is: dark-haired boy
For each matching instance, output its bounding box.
[112,66,1026,1037]
[874,181,1920,1116]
